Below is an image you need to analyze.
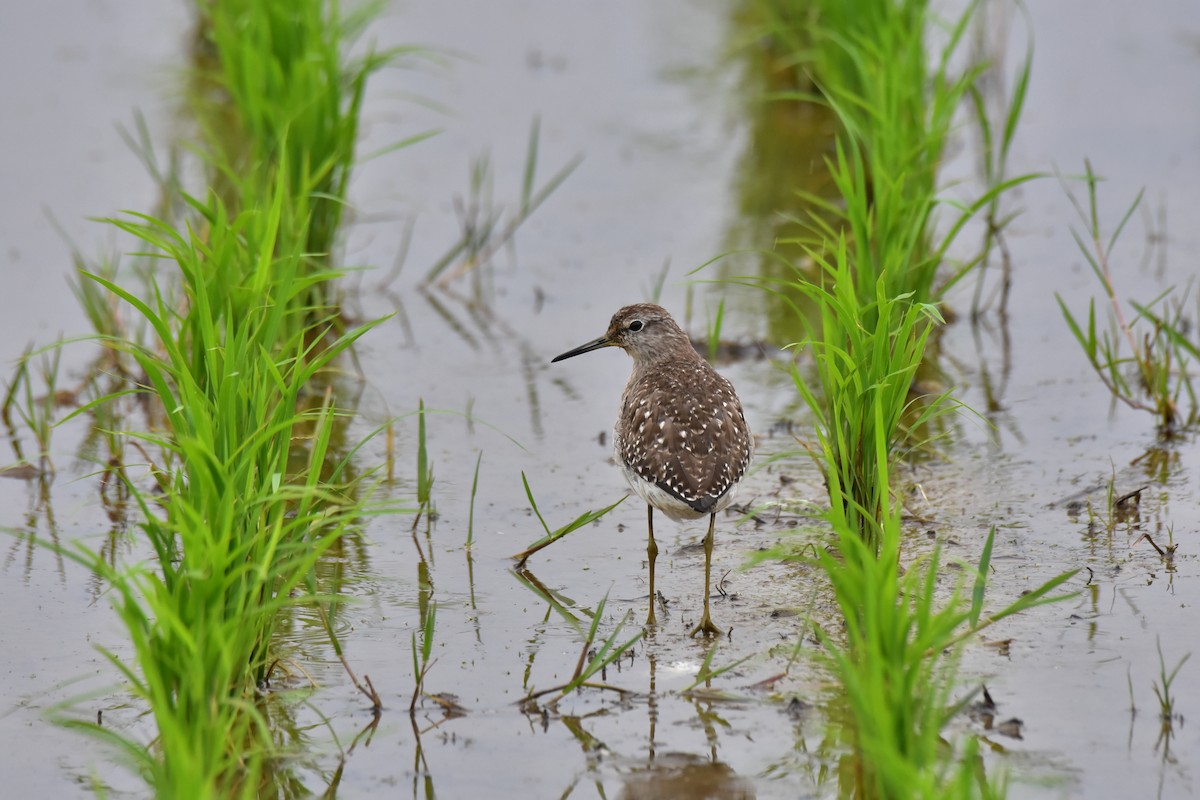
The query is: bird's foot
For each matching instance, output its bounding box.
[645,607,658,628]
[689,611,722,638]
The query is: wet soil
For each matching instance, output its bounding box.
[4,1,1200,798]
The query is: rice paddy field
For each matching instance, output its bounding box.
[3,1,1200,798]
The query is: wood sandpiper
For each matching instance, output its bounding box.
[551,303,752,637]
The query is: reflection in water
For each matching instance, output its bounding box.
[4,474,66,585]
[373,276,554,440]
[546,644,758,800]
[648,650,659,760]
[513,566,586,627]
[619,752,756,800]
[969,317,1021,447]
[560,713,611,797]
[717,2,840,347]
[410,713,435,800]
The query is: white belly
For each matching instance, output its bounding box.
[620,463,737,522]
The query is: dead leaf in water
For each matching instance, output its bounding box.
[0,463,41,480]
[984,638,1013,657]
[996,717,1024,739]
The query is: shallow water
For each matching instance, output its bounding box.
[4,0,1200,798]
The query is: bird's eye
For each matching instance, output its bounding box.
[628,320,644,332]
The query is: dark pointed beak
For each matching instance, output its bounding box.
[551,335,614,363]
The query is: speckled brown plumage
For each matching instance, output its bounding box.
[615,332,751,519]
[552,303,752,637]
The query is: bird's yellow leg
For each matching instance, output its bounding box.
[646,504,658,627]
[690,513,721,637]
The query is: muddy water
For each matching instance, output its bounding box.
[4,0,1200,798]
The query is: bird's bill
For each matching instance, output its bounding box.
[551,335,614,363]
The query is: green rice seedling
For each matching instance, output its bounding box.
[413,398,435,531]
[1151,638,1189,723]
[967,4,1035,318]
[1151,638,1189,758]
[559,597,641,696]
[33,2,416,790]
[754,237,954,551]
[69,257,129,346]
[737,98,1030,526]
[466,451,483,548]
[1,353,32,460]
[644,259,671,306]
[755,0,1036,309]
[706,297,726,364]
[814,512,1073,798]
[57,379,375,796]
[1056,161,1199,433]
[752,229,1073,794]
[190,0,422,263]
[741,5,1069,794]
[522,593,643,704]
[50,176,396,794]
[739,1,1036,515]
[511,471,626,568]
[410,600,438,713]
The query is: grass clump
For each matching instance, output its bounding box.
[38,0,420,791]
[768,235,1074,794]
[1056,161,1200,434]
[57,176,390,795]
[740,3,1078,795]
[188,0,425,311]
[754,0,1034,308]
[762,236,951,551]
[816,512,1072,798]
[29,0,533,782]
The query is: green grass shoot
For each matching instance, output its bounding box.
[414,398,435,531]
[467,451,483,548]
[522,593,643,704]
[1056,160,1199,433]
[511,471,626,568]
[411,600,438,712]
